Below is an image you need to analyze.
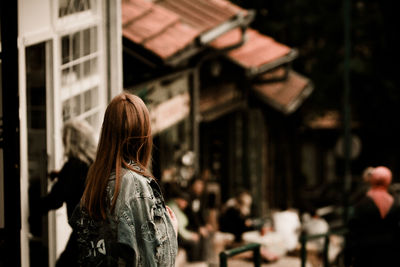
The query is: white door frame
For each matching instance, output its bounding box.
[19,36,59,267]
[18,0,121,265]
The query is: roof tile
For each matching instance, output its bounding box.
[158,0,245,33]
[211,28,291,69]
[121,0,153,25]
[123,4,180,44]
[145,23,199,58]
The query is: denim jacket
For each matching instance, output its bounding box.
[70,166,178,266]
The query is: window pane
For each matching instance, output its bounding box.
[86,0,91,10]
[92,27,98,53]
[59,0,69,17]
[85,112,98,128]
[83,58,98,78]
[84,87,98,112]
[62,99,71,121]
[59,0,92,18]
[61,35,70,64]
[83,28,91,56]
[31,109,46,129]
[91,58,98,75]
[71,94,81,117]
[83,59,91,78]
[72,31,81,60]
[72,64,81,81]
[61,68,70,86]
[84,89,92,112]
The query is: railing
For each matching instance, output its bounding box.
[219,243,261,267]
[300,227,348,267]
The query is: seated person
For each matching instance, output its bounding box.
[185,177,215,236]
[219,189,278,262]
[166,186,205,262]
[219,189,254,243]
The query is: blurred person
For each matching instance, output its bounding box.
[362,166,374,183]
[219,189,254,243]
[185,176,214,235]
[185,174,217,262]
[167,186,204,262]
[70,92,178,266]
[31,118,96,267]
[350,166,374,205]
[219,189,278,262]
[346,166,400,267]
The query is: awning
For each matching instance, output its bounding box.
[252,70,314,115]
[211,27,314,114]
[210,28,298,76]
[122,0,252,64]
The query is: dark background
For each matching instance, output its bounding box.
[232,0,399,168]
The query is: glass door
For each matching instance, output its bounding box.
[25,41,52,267]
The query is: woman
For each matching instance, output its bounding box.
[70,92,178,266]
[37,118,96,266]
[347,166,400,267]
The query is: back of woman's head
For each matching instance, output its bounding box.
[370,166,392,188]
[82,92,153,219]
[63,118,96,165]
[98,92,152,168]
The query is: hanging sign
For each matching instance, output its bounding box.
[128,72,191,134]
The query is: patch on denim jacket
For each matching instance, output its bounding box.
[70,207,121,266]
[141,220,157,242]
[88,239,107,256]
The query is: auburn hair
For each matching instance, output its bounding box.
[81,92,153,219]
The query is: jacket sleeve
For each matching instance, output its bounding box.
[40,161,72,213]
[118,211,139,266]
[117,176,159,267]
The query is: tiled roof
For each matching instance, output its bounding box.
[210,27,313,114]
[121,0,152,25]
[210,28,296,75]
[252,70,314,114]
[157,0,246,33]
[122,0,248,60]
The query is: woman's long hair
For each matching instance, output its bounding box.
[81,92,153,219]
[62,118,96,165]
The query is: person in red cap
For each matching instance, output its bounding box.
[346,166,400,267]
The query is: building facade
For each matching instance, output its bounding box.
[1,0,122,266]
[121,0,314,220]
